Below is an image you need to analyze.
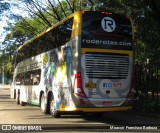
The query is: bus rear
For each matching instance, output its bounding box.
[74,11,134,112]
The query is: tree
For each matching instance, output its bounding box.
[0,1,10,15]
[2,0,160,84]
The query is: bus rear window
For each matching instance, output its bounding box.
[82,12,132,39]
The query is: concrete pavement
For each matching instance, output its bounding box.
[0,84,10,89]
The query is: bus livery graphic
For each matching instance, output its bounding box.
[11,11,134,117]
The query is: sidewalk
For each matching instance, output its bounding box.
[0,84,10,89]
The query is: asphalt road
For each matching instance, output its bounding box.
[0,88,160,132]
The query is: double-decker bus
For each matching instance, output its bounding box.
[11,11,134,118]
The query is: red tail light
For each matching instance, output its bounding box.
[125,16,130,19]
[81,11,86,14]
[73,73,87,98]
[101,12,112,15]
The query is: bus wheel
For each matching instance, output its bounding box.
[20,99,26,106]
[14,89,16,99]
[20,102,26,106]
[50,94,61,118]
[40,93,50,114]
[16,92,20,105]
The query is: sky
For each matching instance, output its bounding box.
[0,0,57,47]
[0,13,9,43]
[0,0,28,47]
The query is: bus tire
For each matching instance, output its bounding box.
[40,93,50,114]
[14,89,16,99]
[20,100,26,106]
[16,92,20,105]
[50,94,61,118]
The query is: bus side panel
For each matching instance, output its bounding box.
[10,83,16,99]
[31,85,43,105]
[19,85,28,103]
[43,46,70,111]
[69,36,94,109]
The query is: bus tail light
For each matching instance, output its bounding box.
[101,12,112,15]
[81,11,86,14]
[73,73,87,98]
[125,16,130,19]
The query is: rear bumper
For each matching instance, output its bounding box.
[60,106,132,112]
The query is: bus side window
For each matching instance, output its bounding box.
[31,69,41,85]
[24,72,31,85]
[33,76,40,85]
[15,74,21,85]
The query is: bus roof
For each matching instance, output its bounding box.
[16,11,133,52]
[17,11,82,52]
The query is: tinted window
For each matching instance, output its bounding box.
[16,18,73,65]
[15,69,41,85]
[81,12,133,50]
[82,12,132,39]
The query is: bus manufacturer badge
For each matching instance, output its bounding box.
[85,81,96,89]
[101,17,116,32]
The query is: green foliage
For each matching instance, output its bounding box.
[1,0,160,78]
[0,54,12,80]
[101,0,160,64]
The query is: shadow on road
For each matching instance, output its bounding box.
[0,95,11,99]
[0,88,160,133]
[0,100,15,103]
[82,111,160,126]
